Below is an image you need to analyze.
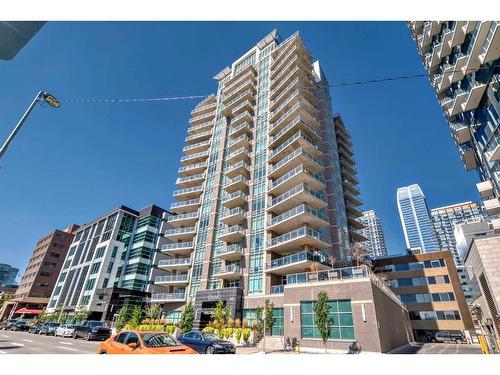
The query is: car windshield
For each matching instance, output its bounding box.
[49,323,60,327]
[17,321,27,324]
[141,333,181,348]
[89,321,105,327]
[66,324,74,328]
[202,333,220,340]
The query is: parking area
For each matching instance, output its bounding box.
[389,342,482,354]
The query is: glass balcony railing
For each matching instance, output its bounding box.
[170,199,200,209]
[172,186,203,197]
[267,226,327,248]
[270,104,319,136]
[215,264,242,275]
[155,274,189,283]
[228,123,252,136]
[286,266,369,285]
[151,292,186,301]
[164,227,196,236]
[228,134,251,147]
[189,112,215,124]
[270,285,285,294]
[161,242,193,251]
[183,140,210,153]
[180,151,209,162]
[188,121,213,133]
[158,258,191,267]
[481,21,499,55]
[270,147,323,173]
[167,212,198,222]
[269,204,327,227]
[225,161,250,174]
[270,183,326,208]
[269,164,325,190]
[222,225,244,235]
[267,250,331,270]
[223,191,248,203]
[178,162,207,173]
[176,174,205,185]
[218,244,243,256]
[224,175,248,187]
[185,130,212,142]
[222,207,246,218]
[191,102,216,114]
[269,131,321,159]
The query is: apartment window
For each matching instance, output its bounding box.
[271,308,284,336]
[242,309,258,328]
[40,272,50,277]
[95,246,106,259]
[111,246,118,258]
[300,299,355,341]
[162,310,182,324]
[89,262,101,275]
[85,278,96,291]
[49,252,60,258]
[80,295,90,306]
[409,310,460,320]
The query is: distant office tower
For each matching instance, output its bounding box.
[47,205,167,320]
[397,184,440,252]
[431,201,485,265]
[0,263,18,286]
[149,30,366,333]
[359,210,388,257]
[408,21,500,216]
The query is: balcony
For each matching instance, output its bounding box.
[285,266,372,287]
[430,42,442,68]
[222,88,255,111]
[224,175,248,194]
[270,93,317,129]
[488,141,500,162]
[226,147,250,164]
[484,197,500,216]
[218,244,244,261]
[191,101,216,116]
[266,250,331,276]
[222,191,247,209]
[267,226,330,254]
[183,140,210,155]
[439,29,454,58]
[267,204,329,235]
[160,242,194,256]
[170,199,200,215]
[172,185,203,200]
[448,89,468,117]
[268,116,321,149]
[189,112,216,126]
[344,189,362,207]
[476,180,495,199]
[176,174,205,189]
[436,64,453,92]
[228,123,252,138]
[154,274,189,287]
[188,120,214,135]
[230,111,253,127]
[157,257,192,272]
[342,178,360,196]
[213,265,242,280]
[270,78,314,112]
[225,161,250,179]
[349,229,368,243]
[347,216,365,230]
[346,201,363,218]
[227,99,255,118]
[227,134,251,152]
[339,157,356,176]
[462,82,488,113]
[223,71,257,99]
[479,22,500,64]
[458,144,477,171]
[164,226,196,242]
[219,225,245,243]
[151,292,186,303]
[270,285,285,294]
[221,207,246,226]
[269,131,322,164]
[462,22,491,75]
[180,151,209,165]
[268,164,326,196]
[178,162,207,176]
[270,66,312,100]
[449,21,467,48]
[268,147,323,179]
[268,183,327,215]
[167,212,199,228]
[449,54,468,84]
[440,97,453,115]
[450,123,471,145]
[185,130,212,145]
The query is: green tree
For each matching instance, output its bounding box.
[264,299,275,336]
[144,303,162,321]
[73,305,90,323]
[313,291,331,352]
[255,306,264,333]
[179,300,195,333]
[128,306,144,329]
[115,306,133,332]
[52,304,64,322]
[210,300,228,335]
[0,293,12,310]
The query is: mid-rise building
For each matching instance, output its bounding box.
[408,21,500,216]
[359,210,388,258]
[374,250,475,342]
[431,201,485,265]
[397,184,440,252]
[147,31,415,353]
[0,263,18,286]
[0,225,78,320]
[47,204,168,321]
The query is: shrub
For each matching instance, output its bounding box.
[242,328,251,342]
[235,328,242,343]
[165,325,176,334]
[221,327,233,339]
[234,319,241,328]
[242,318,249,328]
[227,318,234,328]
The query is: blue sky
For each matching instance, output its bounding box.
[0,21,480,278]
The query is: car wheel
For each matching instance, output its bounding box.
[455,339,462,344]
[205,346,214,354]
[431,339,436,343]
[85,333,92,341]
[72,332,78,339]
[99,351,107,354]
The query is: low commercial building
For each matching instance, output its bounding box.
[0,225,78,321]
[373,250,475,342]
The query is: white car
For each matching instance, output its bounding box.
[54,324,76,337]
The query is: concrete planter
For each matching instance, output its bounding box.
[225,330,261,347]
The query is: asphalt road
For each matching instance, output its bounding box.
[389,342,483,354]
[0,330,100,354]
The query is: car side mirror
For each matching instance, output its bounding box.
[128,342,138,350]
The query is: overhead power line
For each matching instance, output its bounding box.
[60,94,210,104]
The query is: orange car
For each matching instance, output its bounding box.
[97,330,197,354]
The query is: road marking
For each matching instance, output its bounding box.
[58,341,73,345]
[57,346,78,352]
[22,339,33,343]
[10,342,24,347]
[0,350,7,354]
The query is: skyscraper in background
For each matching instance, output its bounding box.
[408,21,500,217]
[359,210,388,257]
[0,263,18,286]
[431,201,485,265]
[397,184,440,252]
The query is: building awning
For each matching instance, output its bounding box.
[15,308,42,315]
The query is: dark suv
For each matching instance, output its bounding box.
[11,320,30,331]
[1,319,18,330]
[432,331,466,344]
[73,320,111,341]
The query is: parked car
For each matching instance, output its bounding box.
[39,322,60,335]
[54,324,76,337]
[28,323,43,334]
[97,330,197,354]
[11,320,30,331]
[432,331,466,344]
[1,319,18,330]
[73,320,111,341]
[178,331,236,354]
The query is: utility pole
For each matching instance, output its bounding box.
[0,90,60,161]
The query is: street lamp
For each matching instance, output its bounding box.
[0,90,60,161]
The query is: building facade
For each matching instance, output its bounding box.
[0,225,78,320]
[46,205,167,321]
[408,21,500,216]
[0,263,18,286]
[397,184,440,252]
[359,210,388,258]
[146,31,415,352]
[374,250,475,342]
